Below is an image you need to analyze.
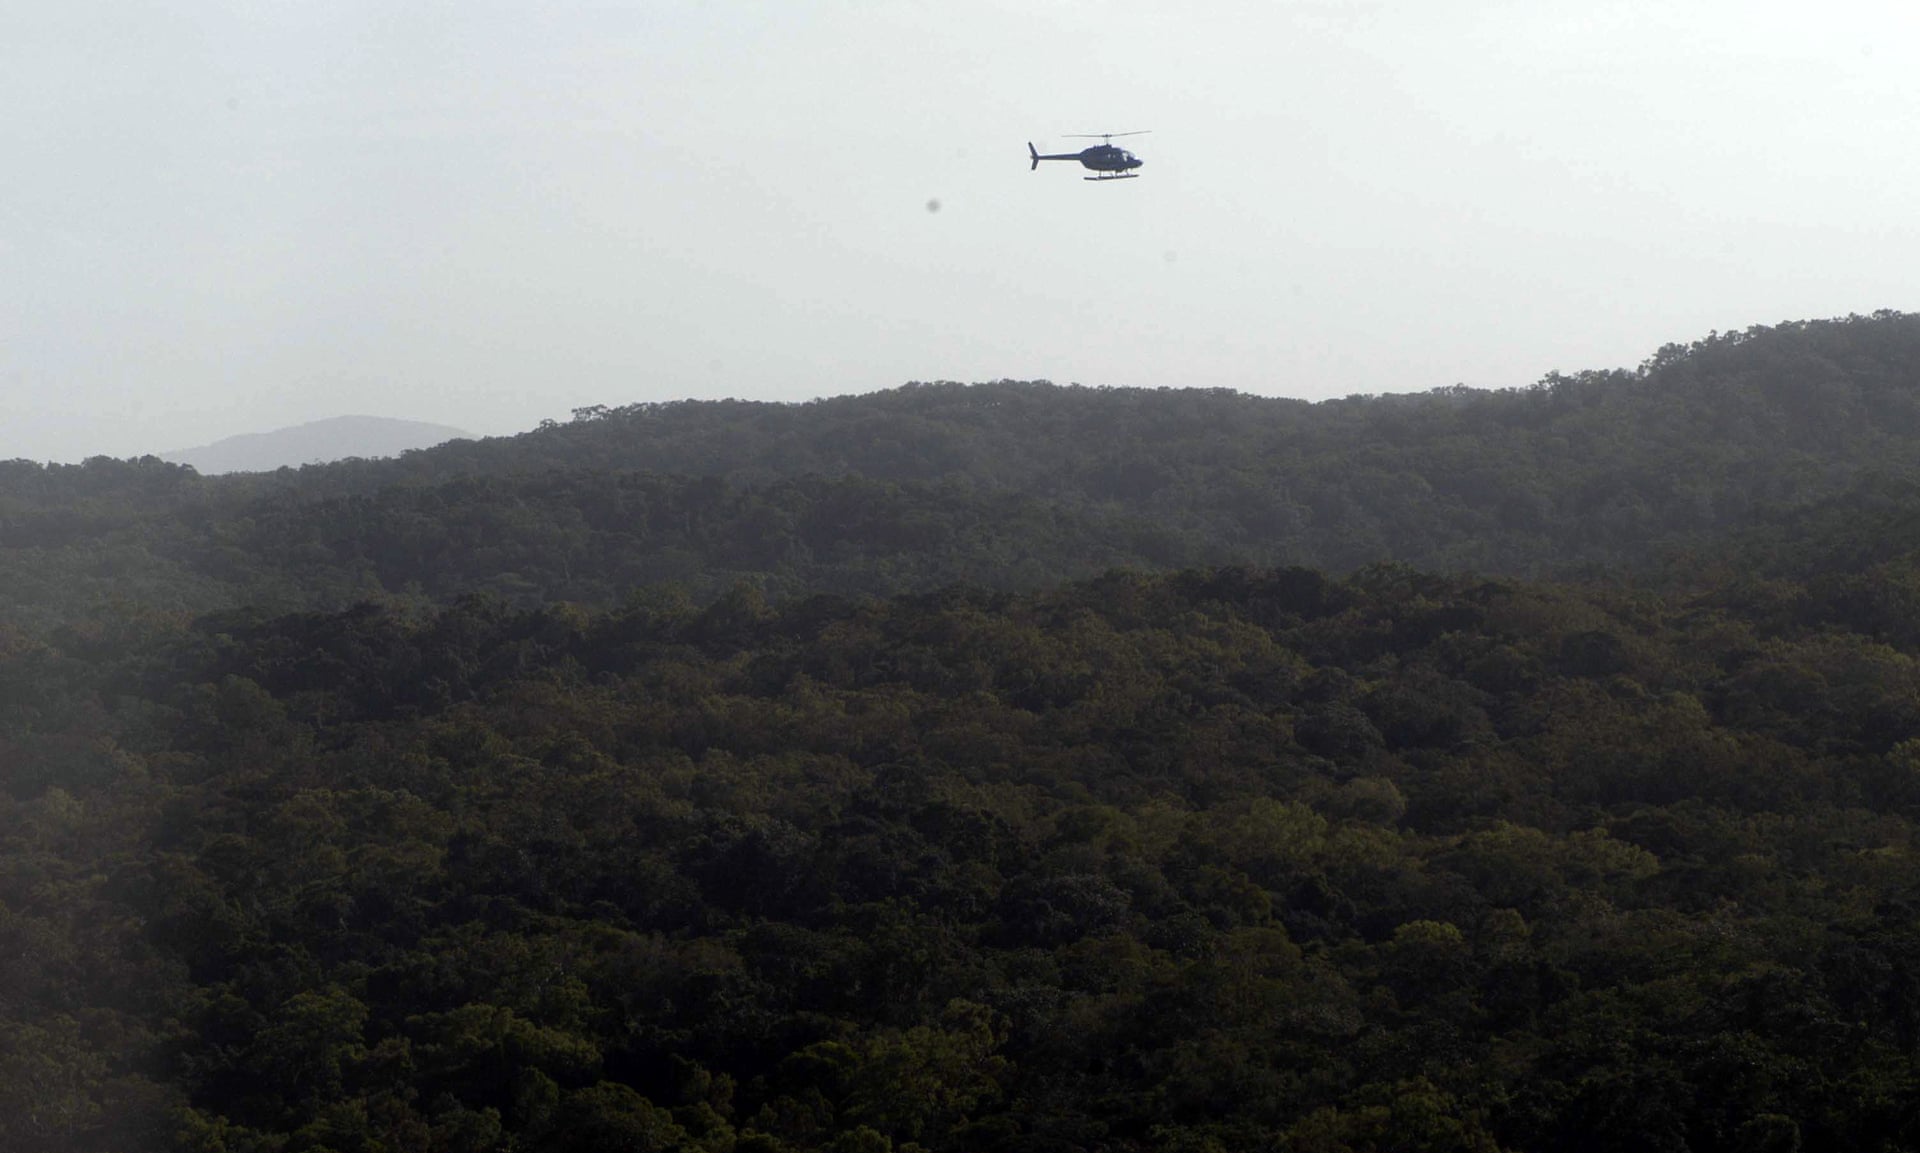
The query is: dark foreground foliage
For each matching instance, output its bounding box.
[9,563,1920,1151]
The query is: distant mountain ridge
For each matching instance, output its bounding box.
[281,312,1920,503]
[7,311,1920,631]
[278,312,1920,574]
[161,415,470,474]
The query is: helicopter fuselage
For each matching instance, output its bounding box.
[1070,145,1141,172]
[1029,141,1144,178]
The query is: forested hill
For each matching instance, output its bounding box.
[8,314,1920,1151]
[314,311,1920,565]
[6,312,1920,630]
[304,310,1920,500]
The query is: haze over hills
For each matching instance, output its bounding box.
[283,310,1920,495]
[6,312,1920,632]
[158,415,471,475]
[10,312,1920,1151]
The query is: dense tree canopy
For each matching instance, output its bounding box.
[7,312,1920,1149]
[7,562,1920,1150]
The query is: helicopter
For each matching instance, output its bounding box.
[1028,132,1148,180]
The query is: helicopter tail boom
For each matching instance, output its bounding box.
[1028,143,1084,169]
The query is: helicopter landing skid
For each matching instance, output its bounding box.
[1085,173,1139,181]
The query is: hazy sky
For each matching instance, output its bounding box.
[5,0,1918,462]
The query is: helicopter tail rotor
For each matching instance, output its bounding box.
[1029,142,1039,171]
